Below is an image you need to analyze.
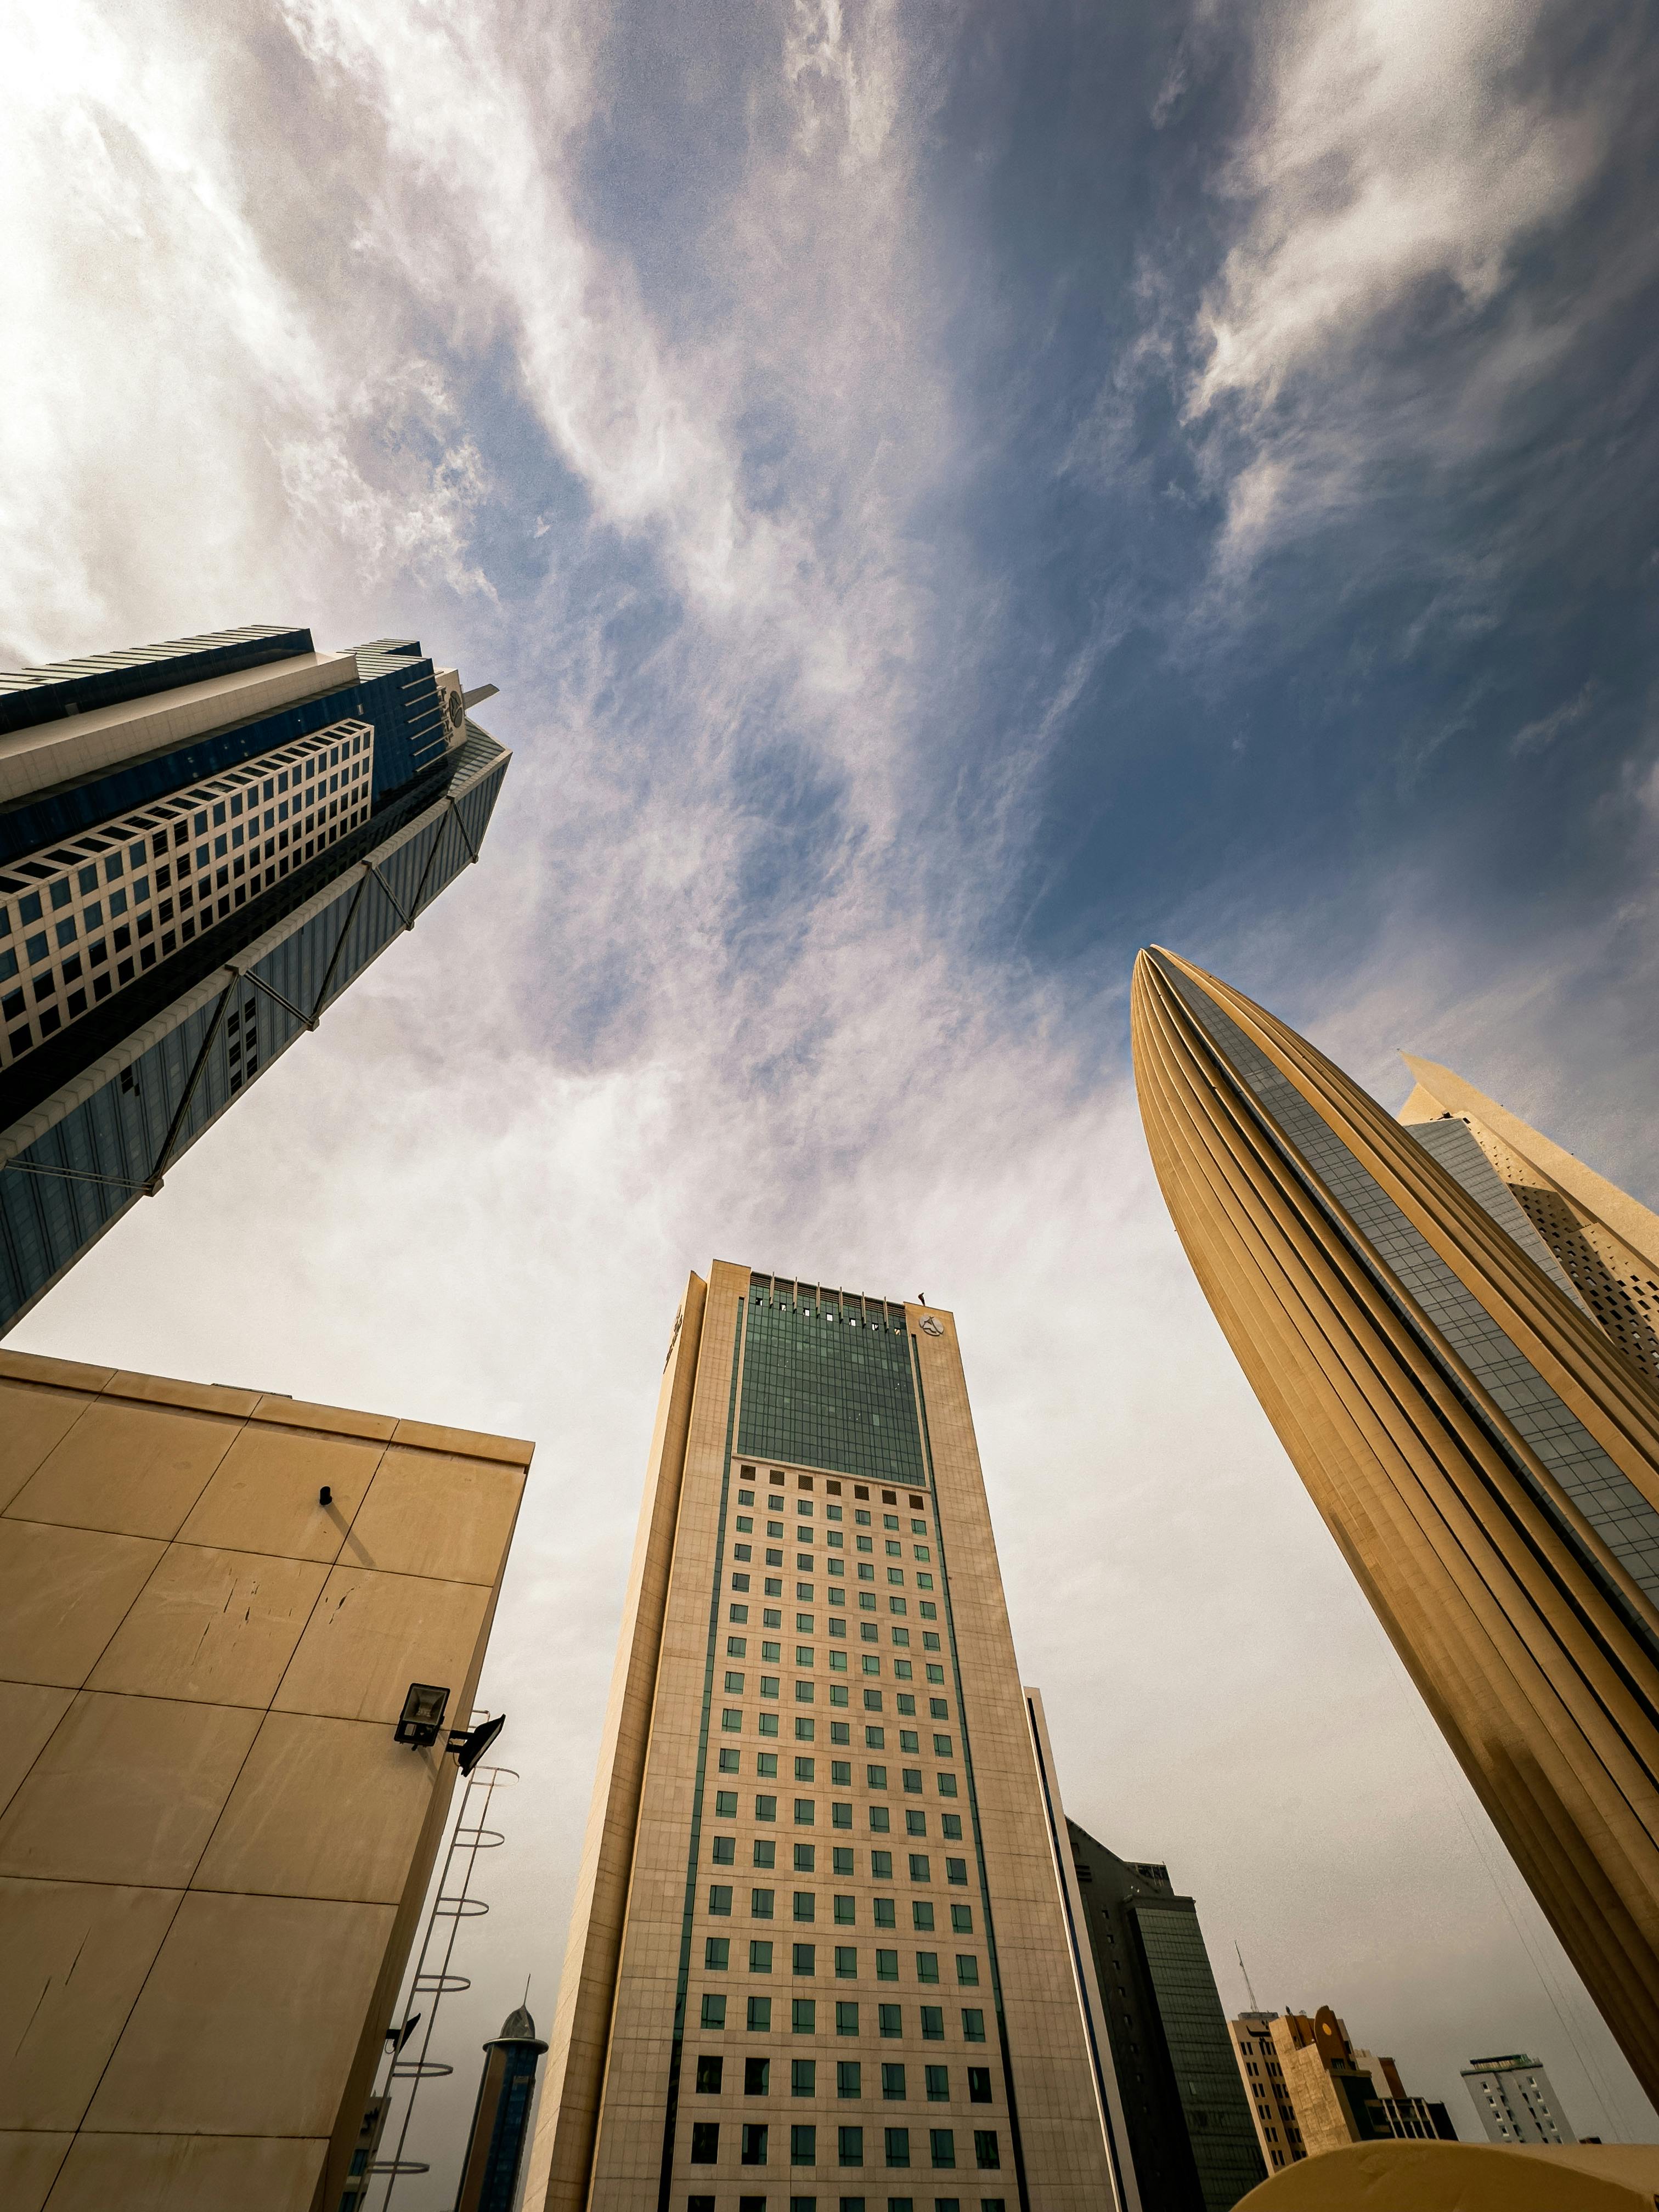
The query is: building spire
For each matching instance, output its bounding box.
[1236,1941,1260,2012]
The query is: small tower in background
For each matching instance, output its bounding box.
[455,2003,549,2212]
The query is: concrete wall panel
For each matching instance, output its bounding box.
[6,1401,235,1539]
[0,1877,183,2129]
[194,1712,434,1903]
[87,1544,328,1707]
[0,1522,164,1688]
[178,1423,385,1562]
[0,1694,258,1887]
[272,1563,490,1723]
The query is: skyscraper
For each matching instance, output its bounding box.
[1130,948,1659,2109]
[526,1262,1123,2212]
[1065,1821,1264,2210]
[0,623,509,1333]
[1400,1054,1659,1389]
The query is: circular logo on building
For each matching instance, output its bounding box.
[919,1315,944,1336]
[447,690,465,728]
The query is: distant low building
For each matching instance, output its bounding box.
[1460,2053,1576,2145]
[1230,2005,1457,2168]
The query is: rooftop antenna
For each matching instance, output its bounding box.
[1236,1942,1260,2012]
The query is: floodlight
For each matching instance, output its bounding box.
[396,1682,451,1748]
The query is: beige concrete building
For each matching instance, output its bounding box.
[1400,1054,1659,1388]
[1132,949,1659,2108]
[526,1262,1124,2212]
[1229,2013,1304,2174]
[0,1345,532,2212]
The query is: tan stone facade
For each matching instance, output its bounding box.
[1400,1053,1659,1389]
[527,1261,1118,2212]
[1229,2013,1304,2173]
[1131,949,1659,2111]
[0,1346,532,2212]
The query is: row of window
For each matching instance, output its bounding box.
[716,1736,957,1775]
[723,1678,946,1714]
[738,1464,924,1499]
[692,2058,991,2102]
[738,1557,942,1593]
[706,1893,973,1930]
[725,1663,947,1694]
[729,1630,944,1661]
[687,2123,1001,2171]
[730,1578,939,1622]
[737,1497,930,1538]
[710,1841,966,1881]
[708,1842,966,1885]
[705,1798,957,1836]
[702,1943,980,1987]
[687,2197,1001,2212]
[698,1998,986,2040]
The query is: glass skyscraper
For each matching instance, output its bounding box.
[1065,1823,1263,2211]
[0,623,509,1331]
[526,1262,1126,2212]
[1132,946,1659,2111]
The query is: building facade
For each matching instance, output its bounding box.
[1459,2053,1576,2145]
[1400,1056,1659,1390]
[1130,947,1659,2108]
[0,624,509,1333]
[526,1263,1122,2212]
[0,1344,532,2212]
[1229,2013,1303,2173]
[1066,1823,1264,2210]
[1231,2008,1454,2169]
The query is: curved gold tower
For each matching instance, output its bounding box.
[1131,947,1659,2107]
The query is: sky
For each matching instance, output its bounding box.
[7,0,1659,2187]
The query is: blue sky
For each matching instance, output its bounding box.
[8,0,1659,2182]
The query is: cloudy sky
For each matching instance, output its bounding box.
[8,0,1659,2182]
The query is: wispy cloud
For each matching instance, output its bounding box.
[1182,0,1652,591]
[7,0,1657,2180]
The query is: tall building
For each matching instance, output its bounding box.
[1459,2053,1576,2145]
[0,1344,533,2211]
[454,2004,551,2212]
[1131,947,1659,2109]
[1400,1055,1659,1389]
[0,623,509,1333]
[526,1263,1123,2212]
[1065,1822,1265,2210]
